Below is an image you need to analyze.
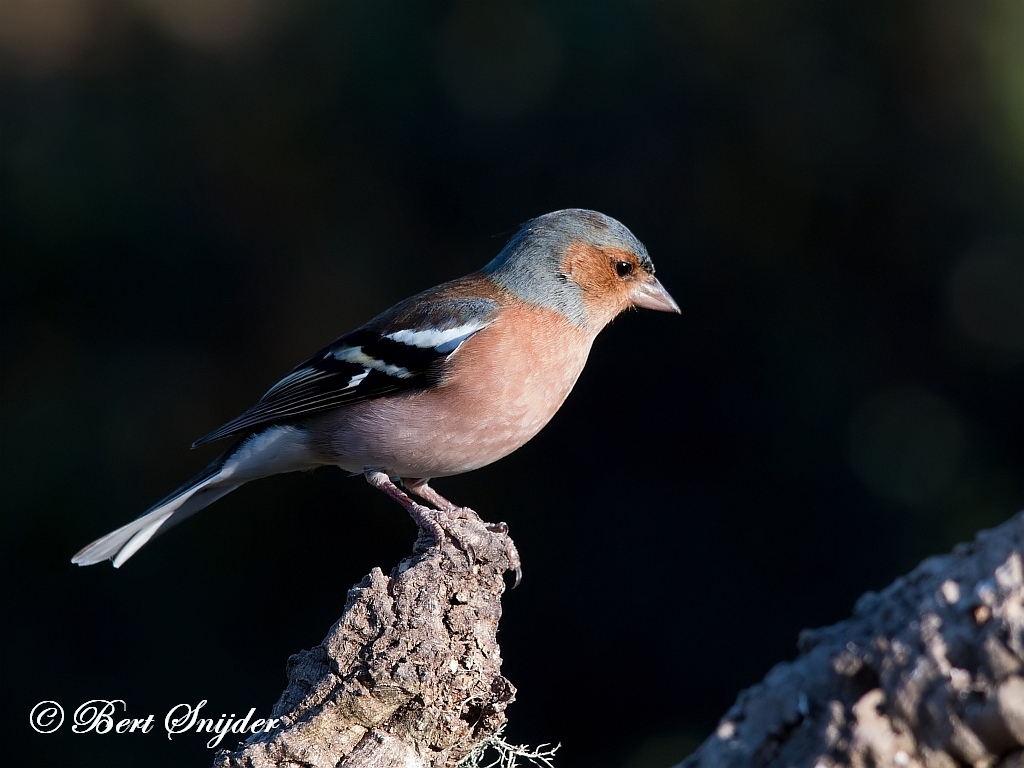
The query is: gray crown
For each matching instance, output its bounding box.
[484,209,651,325]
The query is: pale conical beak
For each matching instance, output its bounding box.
[631,277,681,313]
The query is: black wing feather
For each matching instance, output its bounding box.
[191,298,496,448]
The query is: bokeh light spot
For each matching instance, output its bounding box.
[0,0,96,76]
[947,244,1024,353]
[132,0,271,49]
[979,1,1024,179]
[847,388,967,508]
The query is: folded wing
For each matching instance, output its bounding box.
[192,297,498,447]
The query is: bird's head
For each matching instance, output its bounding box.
[484,209,680,331]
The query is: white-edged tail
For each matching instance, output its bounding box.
[72,466,239,567]
[72,425,316,567]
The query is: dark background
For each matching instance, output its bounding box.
[3,2,1023,766]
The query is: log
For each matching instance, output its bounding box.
[679,511,1024,768]
[213,509,519,768]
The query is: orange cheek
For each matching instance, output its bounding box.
[562,242,613,291]
[561,243,636,323]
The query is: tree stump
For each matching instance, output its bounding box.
[214,509,519,768]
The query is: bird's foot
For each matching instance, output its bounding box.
[366,471,456,554]
[483,521,522,588]
[364,473,520,586]
[424,508,522,588]
[442,514,521,588]
[405,501,449,550]
[398,500,478,571]
[433,506,478,569]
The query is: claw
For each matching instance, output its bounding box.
[485,521,521,587]
[365,473,520,584]
[456,534,476,569]
[411,502,446,548]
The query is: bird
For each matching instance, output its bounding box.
[72,209,679,581]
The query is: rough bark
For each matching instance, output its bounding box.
[680,511,1024,768]
[213,509,519,768]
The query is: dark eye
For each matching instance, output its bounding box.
[615,261,634,277]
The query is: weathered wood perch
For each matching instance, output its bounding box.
[214,509,519,768]
[213,499,1024,768]
[680,511,1024,768]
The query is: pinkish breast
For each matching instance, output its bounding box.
[316,305,596,478]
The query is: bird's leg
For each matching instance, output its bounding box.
[364,470,445,548]
[403,478,521,588]
[365,471,480,567]
[403,478,468,515]
[404,479,500,528]
[402,478,457,510]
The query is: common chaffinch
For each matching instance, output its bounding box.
[73,209,679,581]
